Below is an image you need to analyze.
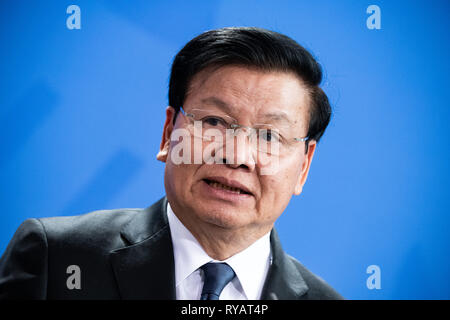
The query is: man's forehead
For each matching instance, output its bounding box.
[187,65,309,121]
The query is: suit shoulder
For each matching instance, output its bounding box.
[37,208,143,249]
[287,255,344,300]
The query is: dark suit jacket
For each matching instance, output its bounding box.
[0,197,343,300]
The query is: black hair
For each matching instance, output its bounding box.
[168,27,331,151]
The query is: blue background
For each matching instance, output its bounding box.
[1,0,449,299]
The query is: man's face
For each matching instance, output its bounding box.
[157,65,316,234]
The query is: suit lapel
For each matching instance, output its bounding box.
[109,197,176,299]
[260,229,309,300]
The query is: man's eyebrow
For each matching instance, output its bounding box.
[258,111,292,124]
[200,97,233,113]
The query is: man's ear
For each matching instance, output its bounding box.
[156,106,177,163]
[294,140,317,195]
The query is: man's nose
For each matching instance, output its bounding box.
[220,129,256,171]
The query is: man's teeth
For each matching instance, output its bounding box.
[208,181,242,194]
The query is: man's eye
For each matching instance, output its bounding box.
[203,117,225,127]
[260,129,281,142]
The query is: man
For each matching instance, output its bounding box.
[0,27,343,300]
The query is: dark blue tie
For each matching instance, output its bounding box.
[200,262,236,300]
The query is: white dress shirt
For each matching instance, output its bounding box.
[166,202,272,300]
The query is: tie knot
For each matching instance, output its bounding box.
[200,262,236,300]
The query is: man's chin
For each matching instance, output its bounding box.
[195,207,252,230]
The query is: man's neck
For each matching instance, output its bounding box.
[170,206,273,261]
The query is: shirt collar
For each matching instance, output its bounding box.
[167,201,272,300]
[221,230,271,300]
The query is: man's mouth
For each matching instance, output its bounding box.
[203,178,252,195]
